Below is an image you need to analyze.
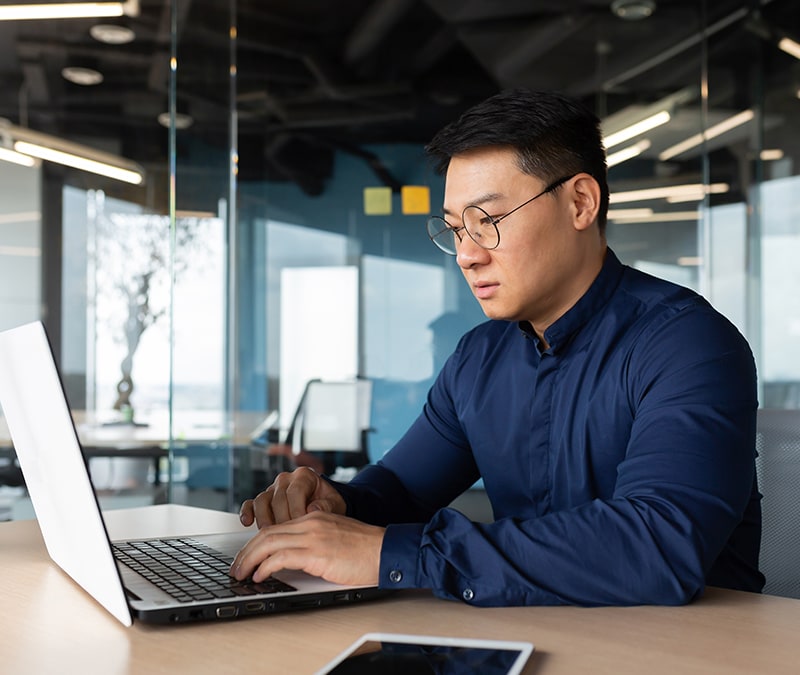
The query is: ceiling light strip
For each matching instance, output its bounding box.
[778,37,800,60]
[760,149,784,161]
[658,109,754,161]
[0,146,39,167]
[606,140,651,168]
[14,141,143,184]
[2,118,145,185]
[607,208,654,220]
[609,211,700,223]
[0,1,138,21]
[604,112,670,149]
[610,182,729,204]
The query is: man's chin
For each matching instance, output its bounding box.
[476,301,513,322]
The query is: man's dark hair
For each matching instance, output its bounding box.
[425,89,609,233]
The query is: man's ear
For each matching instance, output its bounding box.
[570,174,601,232]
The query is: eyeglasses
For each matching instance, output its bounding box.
[426,174,576,255]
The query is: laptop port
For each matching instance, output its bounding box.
[245,601,265,613]
[289,598,323,609]
[216,606,238,618]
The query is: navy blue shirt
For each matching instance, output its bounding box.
[337,248,764,606]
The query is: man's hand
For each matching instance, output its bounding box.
[239,467,347,528]
[230,511,385,586]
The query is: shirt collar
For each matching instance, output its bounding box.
[518,247,625,353]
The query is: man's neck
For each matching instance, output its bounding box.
[527,244,607,349]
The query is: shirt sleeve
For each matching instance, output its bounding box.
[340,305,760,607]
[334,395,483,525]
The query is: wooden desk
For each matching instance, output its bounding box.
[1,505,798,674]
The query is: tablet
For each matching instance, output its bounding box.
[314,632,534,675]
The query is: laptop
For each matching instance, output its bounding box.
[0,321,385,626]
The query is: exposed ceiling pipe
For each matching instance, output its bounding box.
[494,13,591,84]
[343,0,416,65]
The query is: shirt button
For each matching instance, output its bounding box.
[462,588,474,601]
[389,570,403,583]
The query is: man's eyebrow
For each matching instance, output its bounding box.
[442,192,505,216]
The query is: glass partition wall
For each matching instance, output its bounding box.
[1,0,798,517]
[0,0,237,514]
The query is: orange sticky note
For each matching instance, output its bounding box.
[401,185,431,215]
[363,187,392,215]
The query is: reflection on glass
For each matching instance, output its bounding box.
[85,191,224,417]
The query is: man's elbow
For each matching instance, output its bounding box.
[632,565,705,606]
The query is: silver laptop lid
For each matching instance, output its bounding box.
[0,321,133,626]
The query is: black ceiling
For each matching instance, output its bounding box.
[0,0,798,193]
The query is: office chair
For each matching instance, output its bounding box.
[0,456,24,487]
[755,408,800,599]
[0,415,24,488]
[262,378,373,481]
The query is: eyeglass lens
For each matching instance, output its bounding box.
[426,206,501,255]
[427,217,459,254]
[462,206,499,250]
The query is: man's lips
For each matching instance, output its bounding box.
[473,281,499,300]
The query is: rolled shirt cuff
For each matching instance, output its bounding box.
[379,522,426,589]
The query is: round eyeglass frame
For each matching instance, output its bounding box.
[426,173,576,255]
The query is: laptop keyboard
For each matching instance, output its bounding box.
[113,538,297,604]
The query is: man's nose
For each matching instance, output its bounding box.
[456,232,490,268]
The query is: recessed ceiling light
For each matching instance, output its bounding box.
[90,24,135,44]
[611,0,656,20]
[61,66,104,86]
[157,112,194,130]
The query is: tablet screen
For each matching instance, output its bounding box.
[316,633,533,675]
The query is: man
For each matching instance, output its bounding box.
[231,89,764,606]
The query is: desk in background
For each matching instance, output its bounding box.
[1,409,269,506]
[1,504,798,674]
[1,409,268,451]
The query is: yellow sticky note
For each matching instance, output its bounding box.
[401,185,431,215]
[363,187,392,215]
